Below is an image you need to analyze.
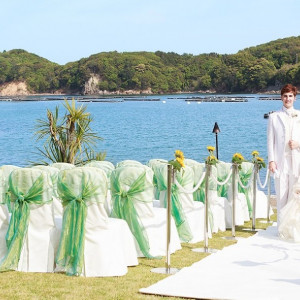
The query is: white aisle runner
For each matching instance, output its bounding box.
[140,225,300,300]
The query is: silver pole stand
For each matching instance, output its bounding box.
[152,165,180,274]
[260,172,273,224]
[223,164,240,240]
[193,164,218,253]
[243,163,262,232]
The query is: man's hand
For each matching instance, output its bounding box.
[288,140,299,150]
[269,161,277,173]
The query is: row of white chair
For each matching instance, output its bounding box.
[0,159,272,277]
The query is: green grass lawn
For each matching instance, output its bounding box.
[0,214,276,300]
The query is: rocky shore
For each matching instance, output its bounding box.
[0,80,281,97]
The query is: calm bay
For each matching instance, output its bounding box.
[0,93,289,172]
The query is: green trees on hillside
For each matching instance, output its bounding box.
[1,36,300,94]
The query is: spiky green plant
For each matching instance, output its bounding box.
[34,99,106,165]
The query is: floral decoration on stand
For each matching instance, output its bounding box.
[168,150,185,172]
[251,150,266,170]
[205,146,218,166]
[232,152,245,170]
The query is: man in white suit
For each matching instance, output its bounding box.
[268,84,300,226]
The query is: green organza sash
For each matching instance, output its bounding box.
[169,171,193,243]
[55,175,100,276]
[170,183,193,242]
[0,174,47,272]
[216,163,231,198]
[189,163,205,203]
[153,165,167,197]
[1,166,20,213]
[238,164,253,216]
[111,171,157,258]
[154,164,193,242]
[147,160,167,200]
[193,179,205,203]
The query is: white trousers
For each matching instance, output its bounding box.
[274,170,298,226]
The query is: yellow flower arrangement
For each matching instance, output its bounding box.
[169,150,185,172]
[205,145,218,165]
[176,156,185,168]
[175,150,184,160]
[251,150,266,170]
[232,152,245,169]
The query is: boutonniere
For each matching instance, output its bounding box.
[292,113,298,118]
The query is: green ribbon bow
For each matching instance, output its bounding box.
[55,175,99,276]
[238,165,253,217]
[111,171,158,259]
[0,174,48,272]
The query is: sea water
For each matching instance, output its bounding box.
[0,94,290,178]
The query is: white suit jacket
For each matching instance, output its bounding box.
[267,108,300,176]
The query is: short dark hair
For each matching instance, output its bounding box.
[281,84,297,96]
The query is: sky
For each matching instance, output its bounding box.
[1,0,300,65]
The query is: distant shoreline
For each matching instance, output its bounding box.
[0,90,281,100]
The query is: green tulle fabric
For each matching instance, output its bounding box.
[152,174,160,200]
[216,163,232,198]
[193,180,205,203]
[55,175,100,276]
[50,174,59,198]
[238,164,254,217]
[153,164,193,242]
[0,174,48,272]
[110,171,157,259]
[170,171,193,243]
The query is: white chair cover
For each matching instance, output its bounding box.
[84,160,115,177]
[239,162,274,219]
[116,160,143,168]
[110,165,181,257]
[0,168,59,272]
[32,165,63,218]
[83,161,115,215]
[208,165,226,233]
[0,169,9,261]
[56,167,138,277]
[216,162,249,227]
[51,162,75,170]
[147,159,168,206]
[174,165,211,243]
[153,162,209,243]
[185,160,226,233]
[0,165,20,211]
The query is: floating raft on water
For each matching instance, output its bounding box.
[123,98,160,101]
[183,96,248,102]
[78,98,160,103]
[78,99,124,103]
[259,96,281,101]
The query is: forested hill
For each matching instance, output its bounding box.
[1,36,300,95]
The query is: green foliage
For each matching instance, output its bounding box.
[1,36,300,94]
[34,99,105,165]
